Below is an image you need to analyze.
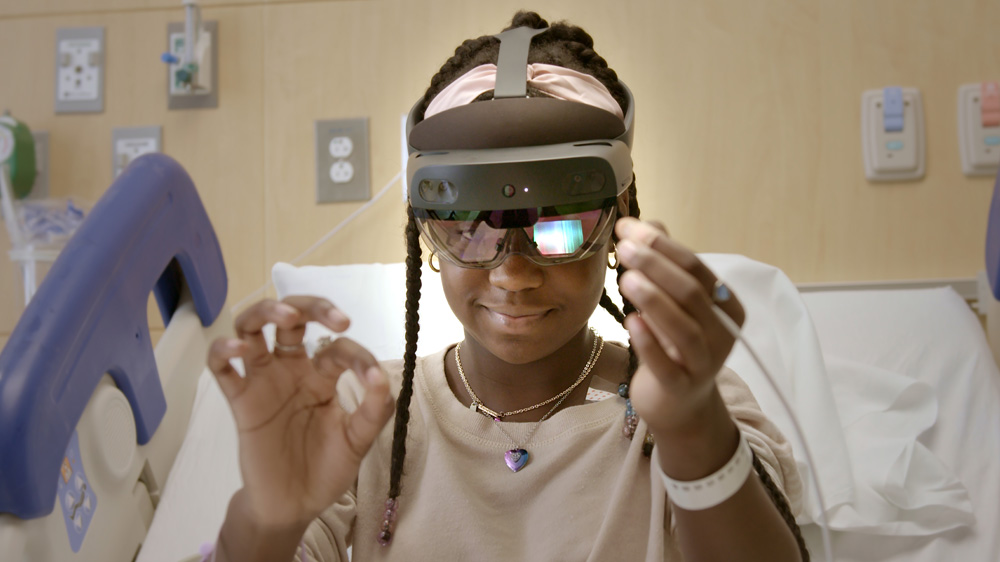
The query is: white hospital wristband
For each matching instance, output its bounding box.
[660,433,753,511]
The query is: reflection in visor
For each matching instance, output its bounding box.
[413,197,616,267]
[533,219,584,255]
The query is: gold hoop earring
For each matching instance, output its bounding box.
[429,250,441,273]
[608,248,619,270]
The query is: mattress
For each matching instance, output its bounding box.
[798,287,1000,562]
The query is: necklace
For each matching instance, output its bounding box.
[454,329,605,472]
[456,327,603,421]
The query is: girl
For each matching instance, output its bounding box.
[206,11,807,562]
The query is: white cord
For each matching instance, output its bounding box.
[711,303,835,562]
[229,171,403,315]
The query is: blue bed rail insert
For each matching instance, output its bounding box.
[0,153,227,519]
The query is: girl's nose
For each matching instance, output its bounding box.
[488,251,544,292]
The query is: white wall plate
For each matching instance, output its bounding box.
[55,27,105,114]
[861,87,925,182]
[957,83,1000,177]
[111,126,162,178]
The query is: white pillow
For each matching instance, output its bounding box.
[272,254,852,527]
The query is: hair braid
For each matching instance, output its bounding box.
[752,453,811,561]
[385,207,421,505]
[598,178,641,388]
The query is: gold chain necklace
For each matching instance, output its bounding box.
[455,329,605,472]
[455,327,603,421]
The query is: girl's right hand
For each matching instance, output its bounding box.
[207,296,395,530]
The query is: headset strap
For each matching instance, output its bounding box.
[493,26,548,98]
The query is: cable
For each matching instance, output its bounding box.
[711,303,835,562]
[229,170,403,315]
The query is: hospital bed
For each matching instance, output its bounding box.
[1,153,999,562]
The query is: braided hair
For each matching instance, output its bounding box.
[387,11,808,560]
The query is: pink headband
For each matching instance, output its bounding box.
[424,63,625,120]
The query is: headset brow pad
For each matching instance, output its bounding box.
[408,98,626,150]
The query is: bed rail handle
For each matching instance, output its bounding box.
[0,153,227,519]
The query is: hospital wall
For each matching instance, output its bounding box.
[0,0,997,347]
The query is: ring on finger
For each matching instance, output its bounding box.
[315,335,334,354]
[274,341,306,353]
[712,280,732,305]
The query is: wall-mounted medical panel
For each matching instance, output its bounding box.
[165,20,218,110]
[957,82,1000,177]
[54,27,105,114]
[111,127,162,178]
[861,87,925,182]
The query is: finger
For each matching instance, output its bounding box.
[619,270,710,373]
[312,336,381,386]
[280,295,351,332]
[625,314,689,390]
[207,337,249,401]
[616,237,719,331]
[234,299,302,366]
[341,365,395,462]
[312,343,343,382]
[646,220,669,236]
[272,296,352,359]
[616,217,745,327]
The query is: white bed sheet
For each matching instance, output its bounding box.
[799,288,1000,562]
[136,283,1000,562]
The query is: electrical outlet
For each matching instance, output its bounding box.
[166,21,218,110]
[112,126,162,178]
[29,131,49,199]
[55,27,105,113]
[315,118,370,203]
[329,160,354,183]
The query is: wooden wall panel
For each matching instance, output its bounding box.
[0,5,266,335]
[2,0,1000,348]
[260,0,1000,286]
[0,1,260,19]
[0,0,359,19]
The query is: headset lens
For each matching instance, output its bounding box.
[414,197,616,268]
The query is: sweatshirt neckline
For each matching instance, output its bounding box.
[417,346,624,448]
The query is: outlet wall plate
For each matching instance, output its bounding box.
[55,27,105,113]
[315,118,370,203]
[861,88,925,182]
[166,21,219,110]
[112,126,162,177]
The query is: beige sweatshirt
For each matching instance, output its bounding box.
[302,345,802,562]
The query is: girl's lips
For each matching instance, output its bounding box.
[483,307,551,331]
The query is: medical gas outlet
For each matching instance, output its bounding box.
[861,87,925,182]
[163,1,218,110]
[957,82,1000,176]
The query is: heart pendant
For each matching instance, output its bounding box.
[505,449,529,472]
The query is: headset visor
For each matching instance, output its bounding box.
[415,197,617,268]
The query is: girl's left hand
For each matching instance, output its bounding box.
[613,217,746,438]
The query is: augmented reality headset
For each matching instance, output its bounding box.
[405,26,635,268]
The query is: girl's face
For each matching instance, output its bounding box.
[440,241,611,365]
